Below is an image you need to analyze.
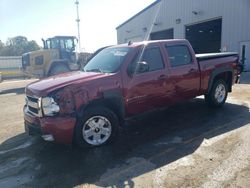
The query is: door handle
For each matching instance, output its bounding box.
[158,74,167,80]
[189,68,196,73]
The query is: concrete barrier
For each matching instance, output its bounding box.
[0,56,25,80]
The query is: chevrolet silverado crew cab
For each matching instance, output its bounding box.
[24,39,240,147]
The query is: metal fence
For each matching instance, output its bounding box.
[0,56,25,79]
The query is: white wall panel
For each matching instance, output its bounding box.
[117,0,250,54]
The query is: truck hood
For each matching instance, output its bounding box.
[26,71,112,96]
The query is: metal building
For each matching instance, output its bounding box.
[116,0,250,71]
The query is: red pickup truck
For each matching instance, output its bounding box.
[24,39,240,147]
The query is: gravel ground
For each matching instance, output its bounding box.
[0,76,249,188]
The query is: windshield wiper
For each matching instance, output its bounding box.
[84,68,103,73]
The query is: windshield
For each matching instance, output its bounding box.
[44,38,75,51]
[83,47,130,73]
[50,38,60,49]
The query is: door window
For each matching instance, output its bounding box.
[166,45,192,67]
[64,39,74,52]
[129,46,165,74]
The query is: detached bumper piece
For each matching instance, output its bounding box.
[41,134,55,142]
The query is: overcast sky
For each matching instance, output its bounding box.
[0,0,155,52]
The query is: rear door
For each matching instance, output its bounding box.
[164,44,200,100]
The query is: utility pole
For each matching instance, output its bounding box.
[75,0,81,52]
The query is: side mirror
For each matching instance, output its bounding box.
[128,61,149,77]
[137,61,149,73]
[71,46,75,52]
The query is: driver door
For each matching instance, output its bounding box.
[125,45,171,116]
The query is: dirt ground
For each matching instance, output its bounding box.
[0,74,250,188]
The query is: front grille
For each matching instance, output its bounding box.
[26,95,41,117]
[28,106,39,114]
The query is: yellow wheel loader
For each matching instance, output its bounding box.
[22,36,80,78]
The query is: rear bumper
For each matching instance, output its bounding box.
[24,106,76,144]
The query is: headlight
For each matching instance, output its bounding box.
[42,97,60,116]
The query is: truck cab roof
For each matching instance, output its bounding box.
[113,39,189,48]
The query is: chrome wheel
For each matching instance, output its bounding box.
[82,116,112,146]
[214,83,226,103]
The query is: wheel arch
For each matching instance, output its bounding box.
[207,67,233,94]
[77,90,125,125]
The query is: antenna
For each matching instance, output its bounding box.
[75,0,81,52]
[128,41,133,46]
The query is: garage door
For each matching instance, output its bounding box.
[240,41,250,71]
[186,19,222,53]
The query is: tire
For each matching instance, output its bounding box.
[205,79,228,108]
[48,64,69,76]
[75,106,119,148]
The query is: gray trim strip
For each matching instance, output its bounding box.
[196,52,238,61]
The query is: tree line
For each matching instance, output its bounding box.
[0,36,40,56]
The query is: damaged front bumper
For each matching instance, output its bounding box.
[24,106,76,145]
